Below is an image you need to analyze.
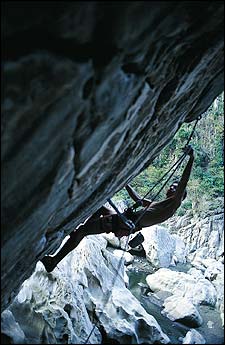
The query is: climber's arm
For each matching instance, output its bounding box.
[126,184,142,202]
[126,184,152,207]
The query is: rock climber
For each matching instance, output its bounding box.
[41,146,194,272]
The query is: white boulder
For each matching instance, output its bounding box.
[141,226,176,268]
[2,234,170,344]
[171,234,187,264]
[111,249,134,265]
[162,296,203,327]
[146,268,217,306]
[181,329,206,344]
[1,310,26,344]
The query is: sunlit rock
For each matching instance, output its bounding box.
[181,329,206,344]
[187,267,204,279]
[171,234,187,264]
[146,268,217,307]
[168,211,224,262]
[202,258,224,281]
[161,296,203,327]
[1,310,26,344]
[141,226,176,268]
[111,248,134,265]
[209,266,224,327]
[1,235,170,344]
[2,2,224,311]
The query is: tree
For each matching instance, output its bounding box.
[114,93,224,215]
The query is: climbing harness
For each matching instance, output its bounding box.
[107,199,136,232]
[84,114,201,344]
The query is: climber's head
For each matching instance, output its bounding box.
[166,181,187,200]
[166,181,178,198]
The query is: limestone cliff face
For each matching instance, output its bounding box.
[167,199,224,261]
[1,2,224,311]
[1,237,170,344]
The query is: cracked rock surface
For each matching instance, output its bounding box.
[1,2,224,311]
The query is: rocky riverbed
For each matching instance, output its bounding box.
[1,208,224,344]
[126,257,224,344]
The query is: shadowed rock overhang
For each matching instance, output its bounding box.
[1,1,224,311]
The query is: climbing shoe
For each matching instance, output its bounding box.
[128,232,144,248]
[40,255,56,273]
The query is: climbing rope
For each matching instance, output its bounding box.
[128,115,202,231]
[84,114,201,344]
[107,199,136,232]
[84,231,131,344]
[131,150,187,228]
[130,152,187,210]
[185,115,202,147]
[131,114,202,208]
[83,207,133,344]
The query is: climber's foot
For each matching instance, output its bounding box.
[41,255,56,273]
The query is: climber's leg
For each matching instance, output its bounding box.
[41,227,86,272]
[41,216,113,272]
[89,205,114,220]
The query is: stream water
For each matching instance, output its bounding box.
[126,257,224,344]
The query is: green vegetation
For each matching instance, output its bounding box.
[113,93,224,216]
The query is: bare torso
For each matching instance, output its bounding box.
[134,196,181,228]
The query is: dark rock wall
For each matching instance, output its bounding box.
[1,1,224,311]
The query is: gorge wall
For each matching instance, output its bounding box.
[1,1,224,311]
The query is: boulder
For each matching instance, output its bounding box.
[168,212,224,261]
[1,310,26,344]
[1,235,170,344]
[181,329,206,344]
[210,267,224,327]
[171,234,187,264]
[162,296,203,327]
[111,249,134,266]
[142,226,176,268]
[2,1,224,311]
[146,268,217,306]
